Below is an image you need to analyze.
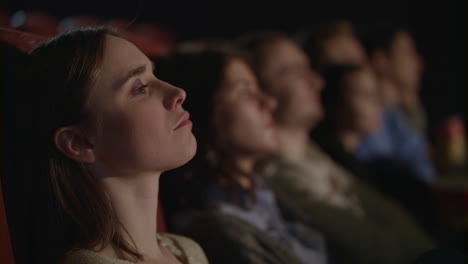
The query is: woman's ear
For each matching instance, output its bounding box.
[54,126,96,164]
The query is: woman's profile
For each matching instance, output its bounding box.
[19,27,207,264]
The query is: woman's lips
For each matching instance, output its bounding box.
[265,117,276,128]
[174,112,192,130]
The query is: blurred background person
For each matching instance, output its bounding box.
[238,31,435,264]
[157,43,328,264]
[312,64,383,181]
[361,23,427,134]
[353,22,435,185]
[295,19,435,184]
[294,18,442,243]
[355,21,465,252]
[312,64,444,244]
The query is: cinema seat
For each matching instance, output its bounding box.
[9,11,58,37]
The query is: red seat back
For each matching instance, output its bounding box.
[0,183,14,264]
[0,27,47,52]
[9,11,58,37]
[1,26,47,264]
[157,199,167,232]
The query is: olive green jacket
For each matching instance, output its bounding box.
[259,142,435,264]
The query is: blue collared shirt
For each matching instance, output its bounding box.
[355,108,435,183]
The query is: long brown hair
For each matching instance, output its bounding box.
[23,27,141,263]
[156,42,257,214]
[235,31,288,91]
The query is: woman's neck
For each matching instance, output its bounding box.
[96,167,163,261]
[400,91,421,112]
[276,126,311,162]
[379,77,401,108]
[231,156,256,190]
[338,130,361,153]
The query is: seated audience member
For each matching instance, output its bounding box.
[362,23,427,134]
[157,43,328,264]
[295,19,435,184]
[355,23,435,184]
[238,31,435,264]
[312,64,444,243]
[294,19,367,72]
[13,27,207,264]
[312,64,383,183]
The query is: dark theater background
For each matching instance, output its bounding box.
[0,0,466,263]
[4,0,464,138]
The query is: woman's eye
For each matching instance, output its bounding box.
[130,83,149,96]
[238,88,254,98]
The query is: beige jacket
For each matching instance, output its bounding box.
[62,233,208,264]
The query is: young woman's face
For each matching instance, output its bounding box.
[343,68,382,135]
[85,36,196,174]
[212,58,277,157]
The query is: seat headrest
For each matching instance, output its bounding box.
[0,27,47,53]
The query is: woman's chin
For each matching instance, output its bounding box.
[185,136,198,163]
[255,141,279,157]
[175,135,198,168]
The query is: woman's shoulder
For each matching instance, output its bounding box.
[158,233,209,264]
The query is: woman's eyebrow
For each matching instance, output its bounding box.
[114,62,153,90]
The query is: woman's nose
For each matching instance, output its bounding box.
[262,93,277,112]
[163,83,186,111]
[311,70,324,92]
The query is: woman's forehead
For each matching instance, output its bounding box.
[86,35,152,102]
[103,35,150,68]
[264,40,308,70]
[97,36,151,81]
[225,58,252,76]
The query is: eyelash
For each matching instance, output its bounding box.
[239,90,252,97]
[239,87,258,99]
[130,83,149,96]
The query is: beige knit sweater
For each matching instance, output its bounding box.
[62,233,208,264]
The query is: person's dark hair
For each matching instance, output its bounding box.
[358,21,410,56]
[23,27,143,263]
[321,64,364,118]
[293,19,354,71]
[235,31,288,90]
[156,42,257,216]
[312,64,363,141]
